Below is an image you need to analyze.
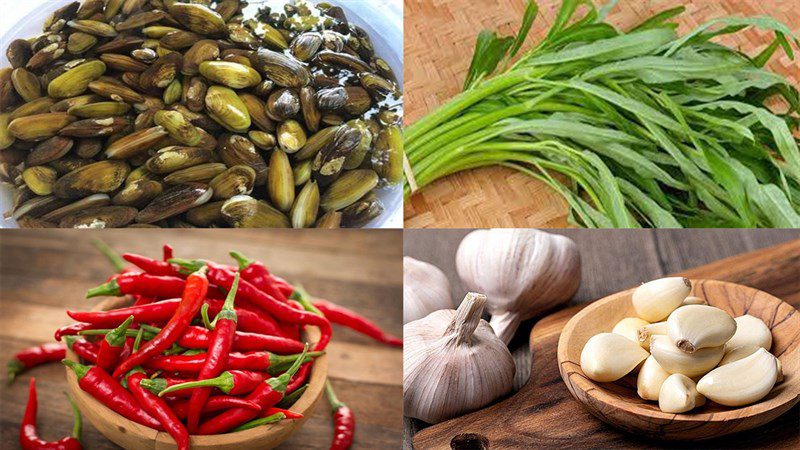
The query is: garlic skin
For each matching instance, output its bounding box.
[637,321,668,351]
[580,333,649,382]
[456,229,581,344]
[637,356,670,401]
[658,374,705,413]
[403,256,453,324]
[666,305,736,353]
[724,314,772,352]
[612,317,650,343]
[403,292,515,424]
[632,277,691,322]
[697,348,778,407]
[649,335,724,377]
[681,296,707,306]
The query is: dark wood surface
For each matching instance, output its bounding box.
[403,229,800,448]
[0,229,403,450]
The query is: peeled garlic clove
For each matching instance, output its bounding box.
[721,347,784,383]
[724,314,772,352]
[681,296,706,306]
[697,348,778,407]
[650,335,724,377]
[637,356,670,401]
[667,305,736,353]
[658,374,705,413]
[580,333,649,382]
[612,317,649,343]
[403,257,452,324]
[637,321,667,351]
[632,277,691,322]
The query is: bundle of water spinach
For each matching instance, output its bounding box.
[404,0,800,228]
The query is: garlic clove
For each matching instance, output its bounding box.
[637,321,667,351]
[403,256,453,324]
[696,348,778,407]
[580,333,649,382]
[724,314,772,352]
[658,373,705,413]
[612,317,650,343]
[681,296,706,306]
[403,292,516,424]
[666,305,736,353]
[718,344,761,366]
[650,335,724,378]
[637,355,670,401]
[632,277,691,322]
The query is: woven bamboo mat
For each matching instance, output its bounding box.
[403,0,800,228]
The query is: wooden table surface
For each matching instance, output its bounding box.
[0,229,403,450]
[403,0,800,228]
[403,228,800,448]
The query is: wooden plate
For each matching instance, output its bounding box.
[557,279,800,440]
[65,297,328,450]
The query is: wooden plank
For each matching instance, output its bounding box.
[403,0,800,228]
[410,238,800,449]
[0,230,402,450]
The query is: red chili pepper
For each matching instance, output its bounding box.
[162,244,173,261]
[54,323,95,342]
[128,372,188,450]
[142,350,322,375]
[262,406,303,420]
[123,253,181,277]
[112,268,209,378]
[142,370,267,397]
[287,363,312,394]
[169,396,261,420]
[86,273,187,299]
[178,326,305,354]
[8,343,66,384]
[185,273,241,433]
[20,378,83,450]
[173,260,332,351]
[271,275,295,298]
[326,381,355,450]
[196,345,309,435]
[95,316,133,371]
[63,337,99,364]
[62,360,162,430]
[132,295,155,306]
[313,299,402,347]
[68,299,281,336]
[229,252,289,302]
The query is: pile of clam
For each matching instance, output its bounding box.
[0,0,403,228]
[580,278,783,413]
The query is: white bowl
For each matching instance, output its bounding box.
[0,0,403,228]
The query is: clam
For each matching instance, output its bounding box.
[205,86,251,132]
[53,160,130,199]
[136,182,213,223]
[221,195,290,228]
[250,48,311,88]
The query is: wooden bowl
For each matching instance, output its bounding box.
[557,279,800,440]
[65,297,328,450]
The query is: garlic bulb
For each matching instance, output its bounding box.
[649,335,724,377]
[637,356,670,401]
[658,374,705,413]
[612,317,650,343]
[403,292,515,424]
[632,277,691,322]
[580,333,649,382]
[666,305,736,353]
[697,348,778,407]
[403,256,453,324]
[724,314,772,352]
[456,229,581,344]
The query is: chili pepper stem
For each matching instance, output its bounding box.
[325,380,346,411]
[7,361,24,384]
[157,371,235,397]
[65,392,83,440]
[229,251,254,271]
[86,279,120,298]
[92,239,127,272]
[291,284,323,315]
[232,412,286,432]
[62,359,89,379]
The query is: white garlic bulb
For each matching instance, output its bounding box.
[456,229,581,344]
[403,292,515,424]
[403,256,453,324]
